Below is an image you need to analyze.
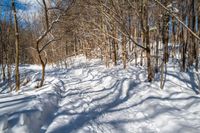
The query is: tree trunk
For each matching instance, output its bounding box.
[155,32,159,73]
[160,1,169,64]
[172,16,176,62]
[181,25,186,71]
[112,27,118,66]
[122,34,127,69]
[12,0,20,91]
[40,62,45,87]
[1,44,5,81]
[195,2,200,71]
[144,0,153,82]
[74,34,78,56]
[162,17,169,63]
[38,53,46,87]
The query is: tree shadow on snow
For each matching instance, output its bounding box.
[45,69,144,133]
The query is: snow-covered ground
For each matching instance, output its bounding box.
[0,56,200,133]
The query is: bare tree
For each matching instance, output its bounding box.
[35,0,74,87]
[12,0,20,91]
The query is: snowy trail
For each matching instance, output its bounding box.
[45,68,117,133]
[1,57,200,133]
[45,62,200,133]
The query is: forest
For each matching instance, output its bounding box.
[0,0,200,133]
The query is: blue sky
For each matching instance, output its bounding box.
[1,0,39,27]
[1,0,28,11]
[0,0,28,21]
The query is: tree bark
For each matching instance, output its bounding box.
[144,0,153,82]
[112,27,118,66]
[122,34,127,69]
[12,0,20,91]
[38,52,47,87]
[162,1,169,64]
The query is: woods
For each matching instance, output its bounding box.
[1,1,200,132]
[0,0,200,91]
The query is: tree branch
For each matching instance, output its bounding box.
[153,0,200,41]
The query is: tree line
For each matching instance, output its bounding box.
[0,0,200,91]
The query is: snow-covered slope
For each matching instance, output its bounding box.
[0,56,200,133]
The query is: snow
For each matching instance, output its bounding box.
[0,55,200,133]
[167,4,179,13]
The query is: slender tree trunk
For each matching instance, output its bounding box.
[1,63,6,81]
[1,42,6,81]
[112,27,118,66]
[140,33,144,66]
[192,0,196,59]
[155,31,159,73]
[135,26,140,65]
[188,0,195,67]
[74,34,77,56]
[172,17,176,62]
[122,34,127,69]
[181,25,186,71]
[6,25,11,85]
[162,17,169,63]
[41,62,45,87]
[144,0,153,82]
[195,2,200,71]
[140,1,145,67]
[12,0,20,91]
[105,39,109,67]
[38,53,46,87]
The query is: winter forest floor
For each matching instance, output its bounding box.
[0,56,200,133]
